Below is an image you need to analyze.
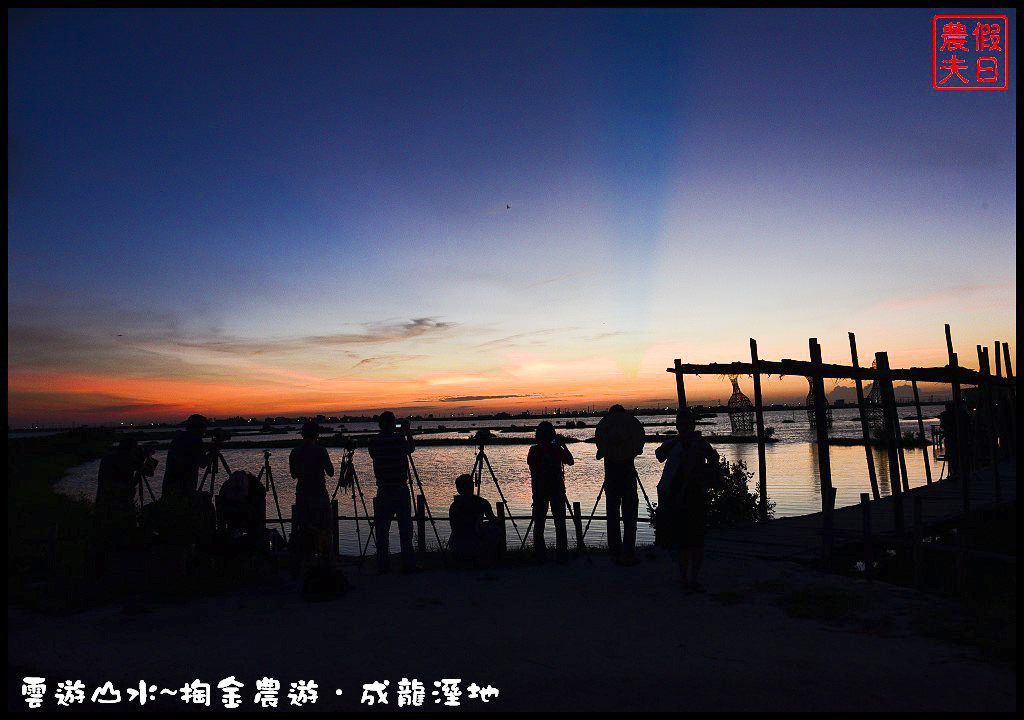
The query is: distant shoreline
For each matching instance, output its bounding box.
[8,402,947,434]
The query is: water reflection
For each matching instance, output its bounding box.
[57,431,939,554]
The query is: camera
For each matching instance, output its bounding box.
[210,428,231,444]
[134,444,159,476]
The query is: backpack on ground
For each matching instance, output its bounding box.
[302,564,351,602]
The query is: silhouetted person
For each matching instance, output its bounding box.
[938,401,972,480]
[448,473,500,566]
[289,422,335,563]
[161,414,216,500]
[656,408,719,592]
[217,469,267,552]
[96,438,141,517]
[95,438,142,553]
[527,421,573,563]
[595,404,645,566]
[159,414,221,547]
[369,411,417,573]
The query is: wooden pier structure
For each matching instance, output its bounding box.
[667,325,1016,564]
[269,325,1014,580]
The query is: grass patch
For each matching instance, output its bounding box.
[780,585,864,622]
[914,597,1016,664]
[711,590,745,605]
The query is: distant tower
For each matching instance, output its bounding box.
[726,374,755,434]
[863,359,885,432]
[805,377,834,429]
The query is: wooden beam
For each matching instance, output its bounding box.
[875,352,905,534]
[1000,342,1017,457]
[977,347,1001,504]
[911,380,933,485]
[945,324,969,515]
[849,332,880,499]
[665,360,1007,387]
[809,338,835,560]
[750,338,768,521]
[673,358,686,408]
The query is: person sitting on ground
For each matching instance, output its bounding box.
[527,421,574,564]
[217,469,267,551]
[448,473,500,567]
[289,421,335,565]
[368,411,418,574]
[595,404,646,566]
[656,407,719,593]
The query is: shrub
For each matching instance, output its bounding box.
[707,458,773,528]
[650,458,774,534]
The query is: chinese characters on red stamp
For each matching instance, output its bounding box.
[934,15,1009,90]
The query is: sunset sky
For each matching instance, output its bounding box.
[7,9,1017,425]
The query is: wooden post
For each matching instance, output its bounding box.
[496,501,507,555]
[674,358,687,408]
[809,338,834,560]
[416,494,426,553]
[750,339,769,521]
[571,501,585,552]
[1001,342,1016,456]
[875,352,904,534]
[912,496,923,590]
[911,380,932,484]
[993,342,1007,459]
[944,325,968,514]
[849,332,880,500]
[860,493,872,582]
[896,428,910,493]
[331,498,340,558]
[977,347,1001,504]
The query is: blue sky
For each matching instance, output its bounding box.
[7,9,1017,423]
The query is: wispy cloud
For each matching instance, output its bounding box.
[176,318,457,355]
[437,394,535,402]
[473,327,574,350]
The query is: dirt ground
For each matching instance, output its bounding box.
[7,547,1016,712]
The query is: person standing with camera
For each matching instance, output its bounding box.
[368,411,417,574]
[655,408,720,593]
[160,413,219,546]
[594,404,646,566]
[161,413,218,500]
[94,437,154,568]
[527,420,574,564]
[289,421,335,565]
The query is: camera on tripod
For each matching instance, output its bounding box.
[472,428,494,445]
[210,428,232,444]
[135,444,159,477]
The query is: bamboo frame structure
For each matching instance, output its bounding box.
[665,326,1015,559]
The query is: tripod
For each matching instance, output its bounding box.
[516,445,587,559]
[197,447,233,496]
[330,446,376,566]
[135,464,158,510]
[582,463,655,537]
[518,494,587,557]
[407,452,445,557]
[469,442,524,545]
[254,450,288,541]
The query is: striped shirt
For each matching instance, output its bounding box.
[368,431,413,486]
